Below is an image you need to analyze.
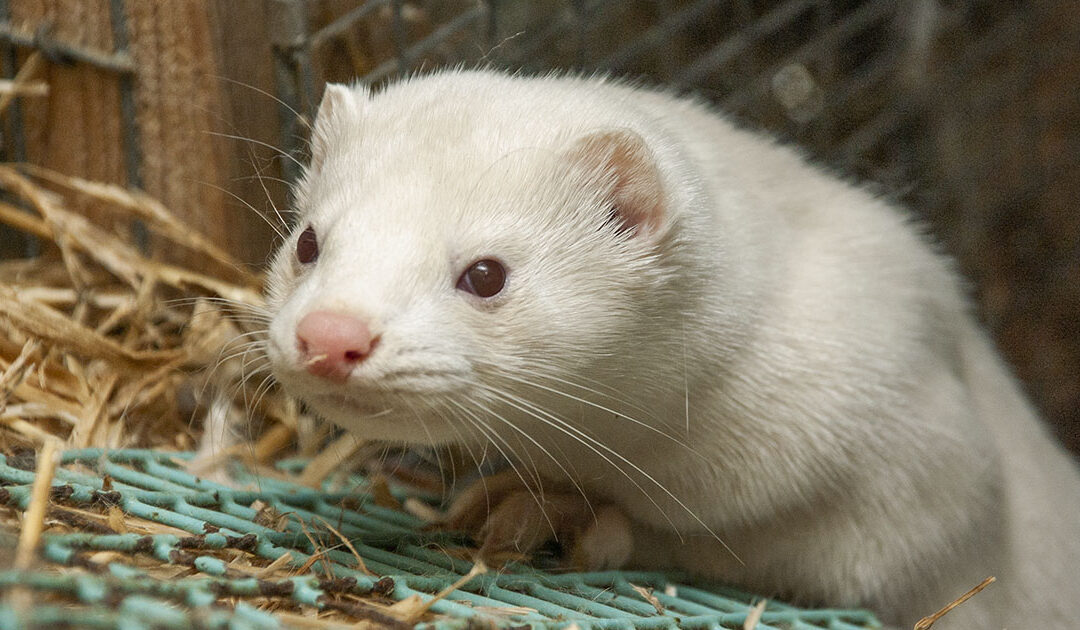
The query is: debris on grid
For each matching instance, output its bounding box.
[629,583,666,615]
[743,599,766,630]
[389,561,488,624]
[12,440,60,570]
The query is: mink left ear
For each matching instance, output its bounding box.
[566,129,667,240]
[309,83,365,172]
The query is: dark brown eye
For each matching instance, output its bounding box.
[296,226,319,264]
[457,259,506,298]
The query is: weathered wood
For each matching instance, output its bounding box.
[3,0,281,268]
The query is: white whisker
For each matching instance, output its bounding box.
[477,384,740,562]
[492,369,707,461]
[445,398,560,538]
[203,130,305,169]
[197,178,287,241]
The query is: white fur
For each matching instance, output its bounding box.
[264,70,1080,628]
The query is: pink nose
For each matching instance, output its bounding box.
[295,310,377,383]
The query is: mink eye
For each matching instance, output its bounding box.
[456,259,506,298]
[296,226,319,264]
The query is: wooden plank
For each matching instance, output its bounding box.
[9,0,127,205]
[206,0,286,267]
[4,0,280,269]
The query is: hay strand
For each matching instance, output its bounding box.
[913,576,996,630]
[298,433,366,489]
[14,441,60,568]
[395,561,488,623]
[0,52,45,115]
[743,599,767,630]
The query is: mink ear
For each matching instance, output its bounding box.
[566,129,666,240]
[310,83,363,171]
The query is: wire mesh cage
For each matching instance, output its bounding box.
[271,0,926,184]
[265,0,1080,452]
[266,1,1037,196]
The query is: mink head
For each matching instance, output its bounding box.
[263,71,705,447]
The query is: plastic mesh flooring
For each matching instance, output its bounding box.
[0,449,881,629]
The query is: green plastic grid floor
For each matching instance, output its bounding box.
[0,449,881,629]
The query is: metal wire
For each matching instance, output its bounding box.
[0,449,882,630]
[262,0,927,193]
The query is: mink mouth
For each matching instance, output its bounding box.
[305,391,390,416]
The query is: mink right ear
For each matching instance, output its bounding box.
[310,83,364,171]
[565,129,667,241]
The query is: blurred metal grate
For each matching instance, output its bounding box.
[0,449,882,629]
[269,0,1080,454]
[270,0,919,187]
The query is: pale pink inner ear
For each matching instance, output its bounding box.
[568,130,666,239]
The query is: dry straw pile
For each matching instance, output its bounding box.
[0,163,294,459]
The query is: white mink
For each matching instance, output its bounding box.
[263,69,1080,628]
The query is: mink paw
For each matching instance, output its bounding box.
[443,471,633,570]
